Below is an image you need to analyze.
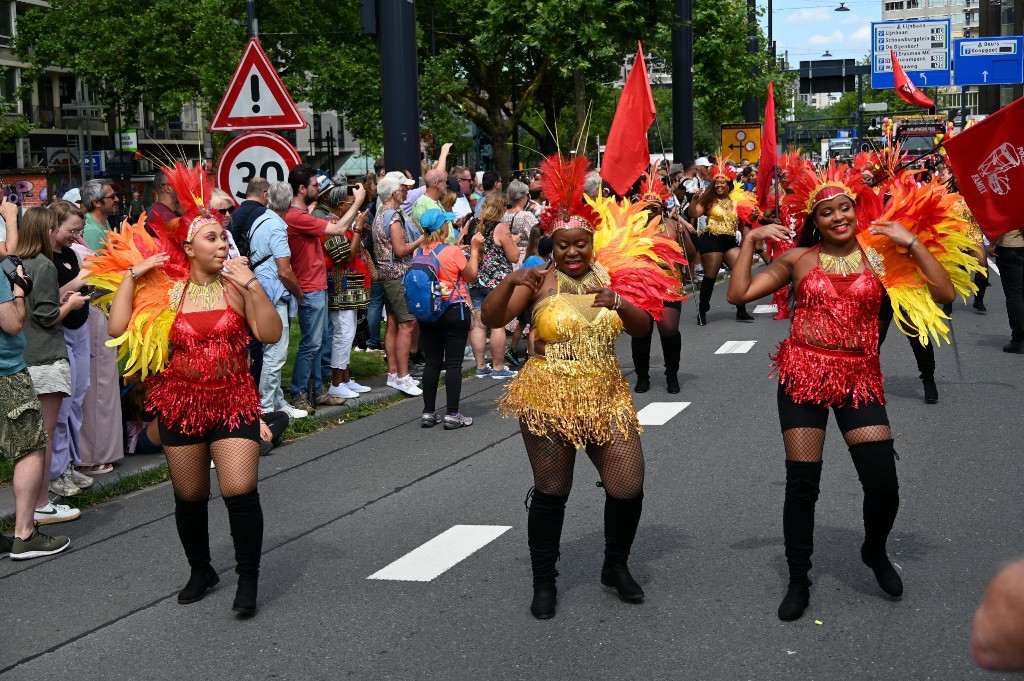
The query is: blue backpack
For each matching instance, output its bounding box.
[403,244,463,322]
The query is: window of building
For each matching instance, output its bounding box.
[0,1,13,44]
[928,0,945,7]
[0,67,16,101]
[906,0,920,7]
[885,1,904,10]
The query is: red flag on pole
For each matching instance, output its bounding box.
[600,42,657,196]
[891,50,934,109]
[756,82,777,212]
[943,95,1024,242]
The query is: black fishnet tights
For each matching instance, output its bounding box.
[654,305,680,337]
[783,425,894,462]
[521,421,645,499]
[164,438,260,502]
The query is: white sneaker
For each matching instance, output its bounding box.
[65,467,94,490]
[397,375,423,396]
[34,502,81,525]
[386,373,403,390]
[329,384,360,399]
[49,473,80,497]
[344,380,371,393]
[280,403,309,419]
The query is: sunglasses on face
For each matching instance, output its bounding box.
[216,207,235,216]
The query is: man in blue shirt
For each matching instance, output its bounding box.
[0,262,71,560]
[252,182,307,419]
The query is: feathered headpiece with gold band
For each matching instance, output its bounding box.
[146,162,218,266]
[86,214,189,378]
[538,155,600,233]
[782,159,862,221]
[587,193,688,321]
[712,155,737,182]
[638,164,671,205]
[855,174,984,345]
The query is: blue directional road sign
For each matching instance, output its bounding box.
[872,20,951,89]
[953,37,1024,86]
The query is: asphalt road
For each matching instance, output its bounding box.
[1,280,1021,680]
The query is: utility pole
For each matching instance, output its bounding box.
[246,0,258,39]
[672,0,694,161]
[363,0,421,178]
[741,0,760,123]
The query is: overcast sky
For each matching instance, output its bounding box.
[764,0,882,65]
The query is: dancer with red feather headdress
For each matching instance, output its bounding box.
[482,154,685,621]
[89,162,282,617]
[726,153,981,623]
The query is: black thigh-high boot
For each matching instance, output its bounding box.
[697,277,715,325]
[631,334,652,393]
[778,460,822,621]
[174,496,219,604]
[850,440,903,597]
[527,490,568,619]
[736,304,755,322]
[224,490,264,616]
[661,332,681,394]
[601,492,645,603]
[974,271,989,313]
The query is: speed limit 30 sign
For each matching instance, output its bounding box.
[217,131,303,204]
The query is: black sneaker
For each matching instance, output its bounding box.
[0,534,12,559]
[973,298,987,314]
[11,531,70,561]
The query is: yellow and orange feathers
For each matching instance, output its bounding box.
[588,194,687,321]
[856,175,984,345]
[638,165,671,205]
[86,214,187,378]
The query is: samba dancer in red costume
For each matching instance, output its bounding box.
[727,160,957,622]
[95,164,282,617]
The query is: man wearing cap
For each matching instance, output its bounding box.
[284,163,366,412]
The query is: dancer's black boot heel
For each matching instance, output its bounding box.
[527,490,568,619]
[601,492,645,603]
[631,335,652,393]
[225,490,264,616]
[778,461,821,621]
[174,496,220,604]
[850,440,903,598]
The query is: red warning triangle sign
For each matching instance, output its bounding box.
[210,38,307,132]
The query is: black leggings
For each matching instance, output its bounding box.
[419,304,471,414]
[878,295,935,379]
[777,383,892,462]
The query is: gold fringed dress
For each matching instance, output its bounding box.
[498,270,641,449]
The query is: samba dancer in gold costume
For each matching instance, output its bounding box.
[482,155,685,620]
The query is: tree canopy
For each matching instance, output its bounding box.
[14,0,785,177]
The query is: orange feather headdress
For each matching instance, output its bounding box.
[638,164,672,205]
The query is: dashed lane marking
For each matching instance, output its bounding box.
[368,525,512,582]
[988,258,1000,277]
[636,402,691,426]
[753,304,778,314]
[715,340,757,354]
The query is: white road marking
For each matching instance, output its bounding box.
[753,304,778,314]
[368,525,511,582]
[636,402,691,426]
[715,340,757,354]
[988,258,1000,277]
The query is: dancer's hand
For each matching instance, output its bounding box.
[221,257,256,288]
[133,253,169,277]
[506,261,553,293]
[747,223,792,243]
[869,221,916,247]
[585,286,620,310]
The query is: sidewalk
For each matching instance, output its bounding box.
[0,367,440,524]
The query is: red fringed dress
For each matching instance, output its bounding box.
[771,262,885,407]
[145,306,262,435]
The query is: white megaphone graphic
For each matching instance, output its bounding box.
[979,143,1021,196]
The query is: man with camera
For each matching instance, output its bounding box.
[1,251,71,559]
